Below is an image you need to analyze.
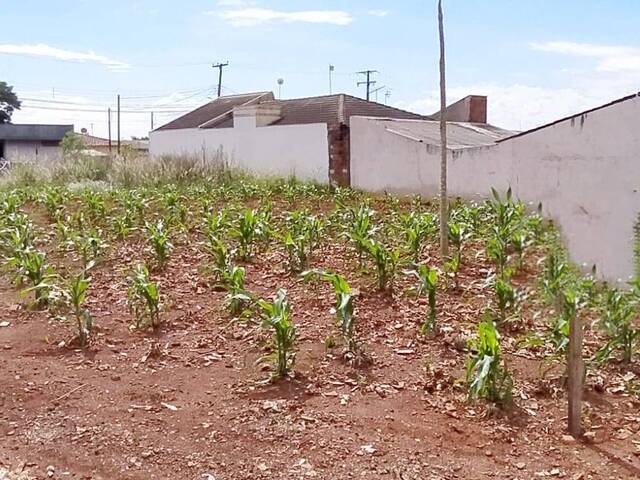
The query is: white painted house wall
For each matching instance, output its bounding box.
[350,96,640,282]
[150,121,330,184]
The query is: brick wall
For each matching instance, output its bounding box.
[328,124,350,187]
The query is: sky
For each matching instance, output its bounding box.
[2,0,640,138]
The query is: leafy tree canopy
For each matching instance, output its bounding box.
[0,82,21,124]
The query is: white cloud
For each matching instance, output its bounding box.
[367,9,389,17]
[0,43,129,71]
[216,0,252,6]
[400,83,628,132]
[215,7,353,27]
[530,41,640,73]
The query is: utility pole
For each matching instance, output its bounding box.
[117,94,121,155]
[151,112,154,131]
[384,89,391,105]
[329,65,335,94]
[108,108,112,155]
[357,69,378,101]
[212,62,229,97]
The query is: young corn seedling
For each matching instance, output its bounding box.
[204,209,230,240]
[550,287,583,353]
[39,186,67,221]
[69,272,93,347]
[113,212,135,240]
[494,277,517,322]
[302,269,357,354]
[127,264,161,330]
[487,226,510,279]
[594,288,639,363]
[466,312,513,405]
[257,289,296,379]
[203,236,233,281]
[402,212,437,263]
[446,221,470,288]
[407,264,438,333]
[220,265,252,315]
[363,239,400,293]
[82,190,106,222]
[542,249,570,309]
[344,204,377,266]
[14,249,58,308]
[229,209,269,260]
[283,211,324,272]
[73,229,108,269]
[145,219,173,270]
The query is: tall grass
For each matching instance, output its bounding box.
[0,152,246,190]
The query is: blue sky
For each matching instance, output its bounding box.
[2,0,640,137]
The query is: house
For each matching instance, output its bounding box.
[150,91,437,185]
[0,123,73,163]
[350,92,640,282]
[78,133,149,156]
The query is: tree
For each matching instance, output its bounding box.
[438,0,449,258]
[0,82,21,124]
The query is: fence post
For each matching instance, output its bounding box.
[568,313,583,437]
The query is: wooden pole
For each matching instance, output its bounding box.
[107,108,112,155]
[438,0,449,258]
[117,94,121,155]
[568,312,583,437]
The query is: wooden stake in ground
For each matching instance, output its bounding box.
[437,0,449,258]
[568,312,584,437]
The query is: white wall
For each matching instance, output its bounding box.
[3,141,62,163]
[351,97,640,282]
[150,122,330,184]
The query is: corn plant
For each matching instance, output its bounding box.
[466,312,513,405]
[550,288,582,353]
[494,277,517,322]
[401,212,437,263]
[127,264,161,330]
[113,212,135,240]
[69,273,93,347]
[487,226,510,278]
[446,221,470,287]
[203,236,233,280]
[145,219,173,270]
[82,190,106,222]
[72,229,108,269]
[344,204,377,266]
[13,249,57,308]
[363,239,400,292]
[594,289,639,363]
[229,209,270,260]
[220,265,252,315]
[257,289,296,379]
[204,209,230,240]
[283,211,324,272]
[407,265,438,333]
[302,269,357,354]
[39,186,67,220]
[542,249,570,307]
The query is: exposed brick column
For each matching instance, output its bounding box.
[328,124,350,187]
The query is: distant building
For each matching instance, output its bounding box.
[150,92,434,186]
[77,133,149,156]
[0,123,73,163]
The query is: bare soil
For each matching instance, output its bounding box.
[1,198,640,480]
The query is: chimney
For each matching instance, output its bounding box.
[233,103,282,129]
[432,95,487,123]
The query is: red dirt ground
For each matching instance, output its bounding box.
[1,199,640,480]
